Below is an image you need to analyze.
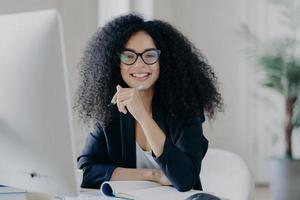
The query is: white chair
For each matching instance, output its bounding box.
[200,148,254,200]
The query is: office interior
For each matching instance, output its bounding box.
[1,0,300,199]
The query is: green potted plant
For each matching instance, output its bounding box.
[240,0,300,199]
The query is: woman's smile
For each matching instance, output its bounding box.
[130,72,152,81]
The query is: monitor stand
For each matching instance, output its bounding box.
[26,170,82,200]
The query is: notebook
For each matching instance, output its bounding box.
[100,181,215,200]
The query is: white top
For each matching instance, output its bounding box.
[136,142,160,169]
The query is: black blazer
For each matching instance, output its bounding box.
[77,103,208,192]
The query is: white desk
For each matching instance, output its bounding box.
[65,189,111,200]
[1,188,227,200]
[66,189,227,200]
[30,189,110,200]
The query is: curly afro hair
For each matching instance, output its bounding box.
[74,14,223,127]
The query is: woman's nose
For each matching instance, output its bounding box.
[133,55,145,67]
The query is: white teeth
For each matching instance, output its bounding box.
[131,73,149,78]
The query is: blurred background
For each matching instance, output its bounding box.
[1,0,300,199]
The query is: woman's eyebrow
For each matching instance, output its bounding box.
[124,47,157,52]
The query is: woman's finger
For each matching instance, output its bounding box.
[117,88,135,96]
[116,85,143,99]
[117,84,125,93]
[119,99,132,113]
[116,98,127,114]
[115,98,122,112]
[116,95,129,114]
[111,92,118,104]
[110,85,130,105]
[118,91,134,100]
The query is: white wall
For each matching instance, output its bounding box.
[98,0,153,27]
[98,0,130,27]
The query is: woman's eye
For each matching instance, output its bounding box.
[145,54,156,58]
[127,55,135,59]
[121,54,134,60]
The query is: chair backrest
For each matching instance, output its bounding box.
[200,148,254,200]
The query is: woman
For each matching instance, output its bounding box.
[75,14,223,192]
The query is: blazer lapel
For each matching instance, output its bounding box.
[120,112,136,168]
[152,102,167,136]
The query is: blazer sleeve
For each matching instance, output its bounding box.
[153,115,208,192]
[77,122,116,189]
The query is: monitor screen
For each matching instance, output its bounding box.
[0,9,79,197]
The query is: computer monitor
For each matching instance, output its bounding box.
[0,9,80,197]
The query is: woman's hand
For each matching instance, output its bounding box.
[152,169,172,186]
[112,85,148,122]
[110,168,172,187]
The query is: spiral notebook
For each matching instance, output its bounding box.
[100,181,216,200]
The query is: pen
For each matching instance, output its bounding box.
[107,85,144,107]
